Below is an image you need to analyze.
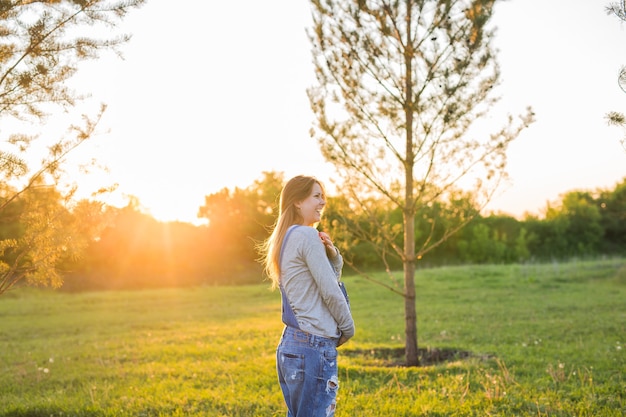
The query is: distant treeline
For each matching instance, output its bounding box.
[22,173,626,291]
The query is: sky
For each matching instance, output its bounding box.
[55,0,626,224]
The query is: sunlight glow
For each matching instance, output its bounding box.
[44,1,626,224]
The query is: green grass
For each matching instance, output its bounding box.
[0,258,624,416]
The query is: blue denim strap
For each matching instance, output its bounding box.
[338,281,350,310]
[279,225,301,329]
[280,288,300,329]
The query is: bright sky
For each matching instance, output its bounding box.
[60,0,626,224]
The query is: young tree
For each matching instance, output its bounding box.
[307,0,534,366]
[606,1,626,151]
[0,0,144,294]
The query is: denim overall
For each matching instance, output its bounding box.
[276,226,341,417]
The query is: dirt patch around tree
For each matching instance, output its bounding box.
[343,346,493,367]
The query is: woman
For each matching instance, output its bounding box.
[260,175,355,417]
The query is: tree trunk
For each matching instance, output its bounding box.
[404,211,418,366]
[403,2,418,367]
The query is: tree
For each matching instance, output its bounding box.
[606,1,626,151]
[307,0,534,366]
[559,191,603,256]
[64,204,213,291]
[597,177,626,252]
[198,171,284,279]
[0,184,108,294]
[0,0,144,294]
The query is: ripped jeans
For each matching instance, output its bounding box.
[277,326,340,417]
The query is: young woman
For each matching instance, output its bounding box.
[260,175,355,417]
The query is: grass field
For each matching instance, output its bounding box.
[0,258,624,416]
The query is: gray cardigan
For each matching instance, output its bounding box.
[280,226,355,340]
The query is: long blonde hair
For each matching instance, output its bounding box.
[260,175,325,288]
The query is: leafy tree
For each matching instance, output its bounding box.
[559,191,603,256]
[513,227,532,262]
[0,183,106,294]
[307,0,534,365]
[65,203,213,291]
[0,0,144,293]
[598,177,626,252]
[198,171,284,279]
[458,223,507,263]
[527,191,604,260]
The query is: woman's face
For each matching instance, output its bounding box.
[296,182,326,226]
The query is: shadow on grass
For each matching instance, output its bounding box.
[343,346,493,367]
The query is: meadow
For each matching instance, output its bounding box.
[0,258,624,416]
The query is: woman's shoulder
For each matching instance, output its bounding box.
[289,226,324,256]
[290,225,319,239]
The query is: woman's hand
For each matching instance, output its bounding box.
[337,334,350,347]
[319,231,338,258]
